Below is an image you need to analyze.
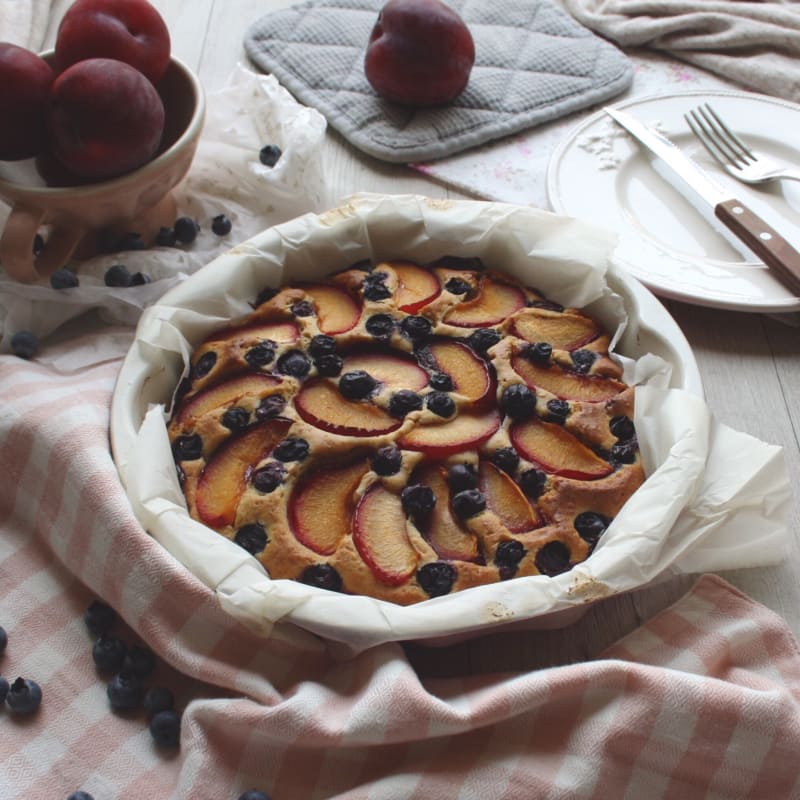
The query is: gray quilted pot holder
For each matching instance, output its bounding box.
[244,0,632,164]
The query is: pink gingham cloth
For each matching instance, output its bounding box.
[3,347,800,800]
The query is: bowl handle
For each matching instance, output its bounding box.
[1,203,85,283]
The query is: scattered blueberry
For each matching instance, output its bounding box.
[389,389,422,418]
[0,677,8,704]
[401,484,436,517]
[610,415,635,440]
[129,271,152,286]
[495,540,525,568]
[417,562,456,597]
[107,671,143,712]
[50,268,79,289]
[399,315,432,343]
[10,330,38,359]
[339,370,377,400]
[518,468,547,499]
[444,277,471,295]
[447,463,477,492]
[155,226,177,247]
[451,488,486,519]
[362,272,391,301]
[221,406,250,431]
[117,232,145,251]
[308,334,337,358]
[535,541,571,576]
[6,677,42,715]
[428,371,454,391]
[426,391,455,418]
[365,313,394,338]
[611,439,638,464]
[96,228,119,254]
[574,511,611,547]
[491,447,520,475]
[251,462,286,493]
[273,437,309,462]
[276,349,311,378]
[571,349,597,373]
[174,217,199,244]
[314,353,343,376]
[245,341,277,368]
[144,686,175,719]
[235,522,268,555]
[104,264,133,287]
[546,399,570,422]
[192,350,218,378]
[299,563,342,592]
[123,645,156,679]
[92,635,127,673]
[258,144,282,167]
[371,445,402,476]
[211,214,232,236]
[172,434,203,461]
[290,299,314,317]
[0,624,6,653]
[256,395,286,420]
[239,791,272,800]
[85,601,116,637]
[500,384,536,420]
[66,792,94,800]
[522,342,552,364]
[150,709,181,748]
[465,328,500,356]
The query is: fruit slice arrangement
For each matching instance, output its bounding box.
[168,258,644,605]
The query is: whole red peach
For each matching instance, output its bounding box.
[0,42,54,160]
[47,58,165,181]
[55,0,171,85]
[364,0,475,107]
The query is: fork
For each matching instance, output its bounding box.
[684,103,800,185]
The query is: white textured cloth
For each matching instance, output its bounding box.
[562,0,800,102]
[0,0,53,48]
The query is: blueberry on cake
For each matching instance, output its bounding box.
[167,258,644,604]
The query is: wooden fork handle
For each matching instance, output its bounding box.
[716,198,800,297]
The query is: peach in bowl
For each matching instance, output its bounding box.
[0,49,205,283]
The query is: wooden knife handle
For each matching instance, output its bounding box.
[716,199,800,297]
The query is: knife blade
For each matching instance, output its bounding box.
[604,106,800,297]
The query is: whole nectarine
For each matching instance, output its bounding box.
[364,0,475,107]
[48,58,165,181]
[55,0,171,85]
[0,43,54,160]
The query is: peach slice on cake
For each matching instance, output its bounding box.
[399,408,501,459]
[353,484,419,585]
[295,379,401,436]
[389,260,442,313]
[510,418,613,480]
[171,373,281,428]
[444,276,526,328]
[301,283,361,334]
[342,349,429,392]
[205,320,300,346]
[288,458,369,555]
[195,418,292,528]
[511,354,626,402]
[415,463,479,561]
[478,461,540,533]
[510,308,598,351]
[420,339,494,405]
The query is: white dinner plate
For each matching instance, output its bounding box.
[547,90,800,313]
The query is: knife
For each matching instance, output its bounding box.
[604,106,800,297]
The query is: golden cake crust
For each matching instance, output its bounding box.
[168,259,644,605]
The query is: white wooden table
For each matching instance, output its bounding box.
[43,0,799,676]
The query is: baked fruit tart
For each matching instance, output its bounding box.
[167,258,644,605]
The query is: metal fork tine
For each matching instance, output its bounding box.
[684,111,732,171]
[701,104,756,164]
[694,106,745,167]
